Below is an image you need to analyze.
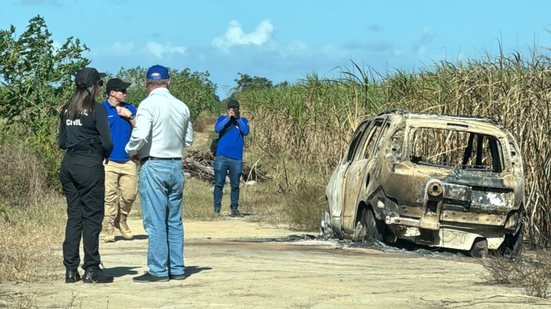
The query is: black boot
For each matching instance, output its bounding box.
[231,208,244,217]
[65,269,81,283]
[83,266,114,284]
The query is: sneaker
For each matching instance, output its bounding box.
[133,272,169,283]
[65,269,81,283]
[82,266,114,284]
[230,209,244,217]
[169,273,187,280]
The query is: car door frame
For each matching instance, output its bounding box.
[341,117,390,233]
[326,120,371,230]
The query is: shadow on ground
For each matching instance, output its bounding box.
[115,234,148,241]
[186,266,212,277]
[106,266,140,277]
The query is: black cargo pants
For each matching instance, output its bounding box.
[59,151,105,270]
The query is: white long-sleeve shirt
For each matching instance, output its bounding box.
[125,87,193,159]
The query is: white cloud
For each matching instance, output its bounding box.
[146,41,186,58]
[110,41,136,56]
[212,19,274,52]
[88,41,136,57]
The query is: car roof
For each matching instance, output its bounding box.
[374,109,509,137]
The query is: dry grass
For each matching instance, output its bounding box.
[182,175,291,225]
[193,110,218,134]
[0,195,65,282]
[181,149,323,232]
[0,289,83,308]
[0,141,66,282]
[0,143,51,208]
[281,180,326,231]
[480,252,551,298]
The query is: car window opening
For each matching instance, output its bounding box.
[410,128,503,172]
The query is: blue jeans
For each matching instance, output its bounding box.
[213,156,243,212]
[139,159,185,277]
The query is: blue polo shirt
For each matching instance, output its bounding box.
[102,100,137,162]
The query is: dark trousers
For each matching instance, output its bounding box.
[59,152,105,270]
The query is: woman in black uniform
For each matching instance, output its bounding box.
[58,67,114,283]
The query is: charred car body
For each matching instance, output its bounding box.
[322,110,525,257]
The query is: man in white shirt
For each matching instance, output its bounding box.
[126,64,193,282]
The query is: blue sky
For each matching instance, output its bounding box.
[1,0,550,98]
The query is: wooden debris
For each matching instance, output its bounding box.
[183,150,269,183]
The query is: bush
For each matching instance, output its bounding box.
[193,110,218,133]
[283,179,326,232]
[0,140,53,208]
[114,67,222,120]
[480,252,551,298]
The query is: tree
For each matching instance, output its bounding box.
[0,15,89,136]
[115,67,221,120]
[233,73,273,94]
[170,68,221,118]
[0,15,89,188]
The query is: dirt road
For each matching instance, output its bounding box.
[1,217,549,308]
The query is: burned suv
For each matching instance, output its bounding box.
[321,110,525,258]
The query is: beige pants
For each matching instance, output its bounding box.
[104,161,137,222]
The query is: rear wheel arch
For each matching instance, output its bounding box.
[355,201,369,225]
[352,202,384,242]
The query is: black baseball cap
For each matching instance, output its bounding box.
[75,67,106,89]
[106,78,131,94]
[227,98,240,109]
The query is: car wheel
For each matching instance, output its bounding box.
[501,223,524,260]
[354,208,383,242]
[320,208,334,238]
[470,238,488,258]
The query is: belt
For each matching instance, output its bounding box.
[140,156,182,165]
[67,148,102,155]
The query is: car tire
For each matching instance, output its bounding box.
[320,208,334,238]
[501,223,524,260]
[470,238,488,258]
[354,208,383,242]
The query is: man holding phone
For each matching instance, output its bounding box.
[213,98,250,217]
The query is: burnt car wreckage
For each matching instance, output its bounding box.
[321,110,525,258]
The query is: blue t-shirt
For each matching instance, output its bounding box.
[102,100,137,162]
[214,115,250,160]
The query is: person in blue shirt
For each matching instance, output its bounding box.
[102,78,138,242]
[213,98,250,217]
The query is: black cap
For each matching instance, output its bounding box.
[75,67,106,89]
[227,98,240,109]
[106,78,131,93]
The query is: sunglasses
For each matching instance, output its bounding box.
[115,89,127,94]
